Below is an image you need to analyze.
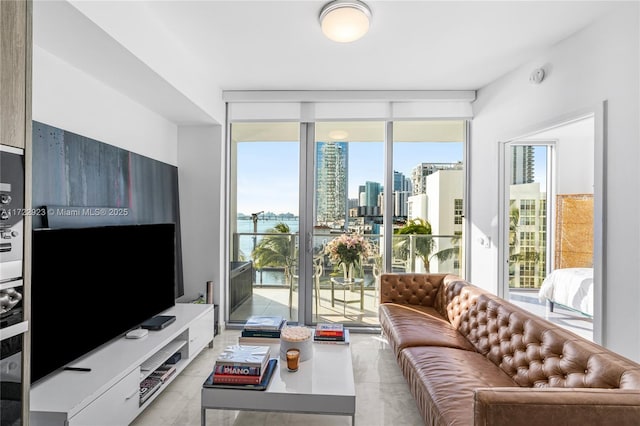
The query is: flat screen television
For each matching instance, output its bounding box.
[30,223,177,384]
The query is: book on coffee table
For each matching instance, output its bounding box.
[215,345,271,369]
[243,315,286,331]
[204,358,278,391]
[314,329,350,345]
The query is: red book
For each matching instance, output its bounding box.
[315,330,344,337]
[213,372,264,384]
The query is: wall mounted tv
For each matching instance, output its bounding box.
[30,223,177,384]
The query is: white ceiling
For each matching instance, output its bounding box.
[33,1,623,124]
[144,0,619,91]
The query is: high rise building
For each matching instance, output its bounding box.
[364,181,382,207]
[358,185,366,206]
[508,182,546,288]
[394,191,410,217]
[315,141,348,226]
[511,146,535,184]
[411,162,463,195]
[392,170,411,218]
[393,170,411,192]
[407,169,464,274]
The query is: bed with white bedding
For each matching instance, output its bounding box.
[538,267,593,317]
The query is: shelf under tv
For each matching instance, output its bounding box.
[29,304,214,426]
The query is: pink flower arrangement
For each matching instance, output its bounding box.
[324,233,373,266]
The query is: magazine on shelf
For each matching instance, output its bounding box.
[215,345,271,369]
[204,358,278,391]
[149,364,177,382]
[139,376,162,403]
[243,315,286,331]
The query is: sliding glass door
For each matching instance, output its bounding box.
[227,119,468,329]
[311,122,385,326]
[228,122,300,324]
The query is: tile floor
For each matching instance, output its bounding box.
[130,329,424,426]
[131,289,593,426]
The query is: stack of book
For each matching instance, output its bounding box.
[139,376,161,404]
[149,363,177,383]
[313,323,349,345]
[212,345,272,385]
[239,315,286,344]
[139,362,178,404]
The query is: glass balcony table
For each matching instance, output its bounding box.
[330,277,364,313]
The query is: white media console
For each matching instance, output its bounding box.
[30,303,214,426]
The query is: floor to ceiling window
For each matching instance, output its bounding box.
[312,122,385,326]
[392,121,465,277]
[228,122,300,324]
[224,93,474,330]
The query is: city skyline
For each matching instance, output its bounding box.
[236,141,464,215]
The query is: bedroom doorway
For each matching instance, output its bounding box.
[499,113,598,342]
[505,143,553,291]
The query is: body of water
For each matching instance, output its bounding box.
[235,218,299,286]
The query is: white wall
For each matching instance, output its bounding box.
[522,117,594,195]
[32,46,178,165]
[176,126,224,317]
[471,5,639,360]
[68,0,225,125]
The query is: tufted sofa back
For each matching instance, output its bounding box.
[439,275,640,390]
[379,272,447,308]
[381,273,640,390]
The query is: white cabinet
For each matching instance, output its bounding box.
[67,368,140,426]
[30,303,214,426]
[188,308,214,357]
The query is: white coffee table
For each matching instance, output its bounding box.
[201,341,356,425]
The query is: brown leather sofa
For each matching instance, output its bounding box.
[379,273,640,426]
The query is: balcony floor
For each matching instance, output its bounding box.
[229,286,381,327]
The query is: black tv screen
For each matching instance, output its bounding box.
[30,223,177,384]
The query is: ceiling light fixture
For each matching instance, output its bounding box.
[328,130,349,140]
[319,0,372,43]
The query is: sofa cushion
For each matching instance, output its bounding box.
[380,303,477,355]
[399,346,518,426]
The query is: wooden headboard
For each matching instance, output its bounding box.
[554,193,594,269]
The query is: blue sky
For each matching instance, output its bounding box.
[236,141,463,215]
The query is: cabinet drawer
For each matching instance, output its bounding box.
[188,309,214,356]
[68,368,140,426]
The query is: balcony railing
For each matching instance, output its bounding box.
[231,231,462,289]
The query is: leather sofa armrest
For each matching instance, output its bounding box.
[474,387,640,426]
